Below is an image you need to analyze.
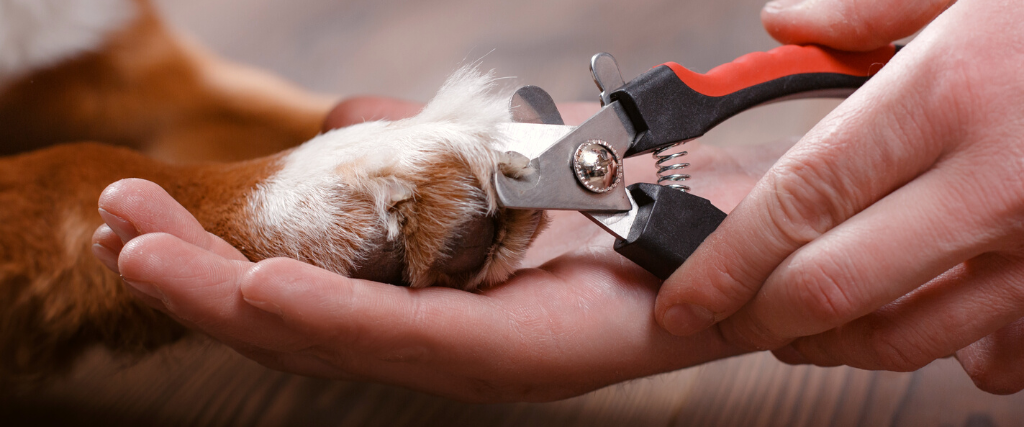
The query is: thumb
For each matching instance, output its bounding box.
[761,0,954,51]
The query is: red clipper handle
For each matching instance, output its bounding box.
[612,44,900,156]
[663,44,897,97]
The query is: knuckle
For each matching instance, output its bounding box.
[784,257,859,327]
[863,326,928,372]
[763,162,848,245]
[701,247,763,308]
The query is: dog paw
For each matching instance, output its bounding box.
[243,67,545,290]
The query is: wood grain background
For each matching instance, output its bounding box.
[3,0,1022,425]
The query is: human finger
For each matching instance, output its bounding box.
[98,178,247,261]
[113,233,478,392]
[761,0,953,51]
[238,256,485,360]
[719,140,1023,348]
[117,232,310,352]
[91,224,122,273]
[773,253,1024,372]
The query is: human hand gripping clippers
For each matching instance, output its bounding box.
[495,44,899,279]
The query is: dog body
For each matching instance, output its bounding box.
[0,0,541,381]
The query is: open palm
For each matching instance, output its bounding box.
[94,101,793,402]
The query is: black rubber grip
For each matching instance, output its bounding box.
[612,67,869,156]
[613,183,727,280]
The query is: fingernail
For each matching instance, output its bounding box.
[91,243,120,274]
[662,303,715,336]
[764,0,806,12]
[243,296,283,317]
[773,345,810,365]
[98,208,139,243]
[122,277,164,301]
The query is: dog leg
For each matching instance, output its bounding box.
[0,0,333,162]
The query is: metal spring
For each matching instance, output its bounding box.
[653,143,691,192]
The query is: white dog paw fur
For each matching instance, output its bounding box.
[245,67,545,290]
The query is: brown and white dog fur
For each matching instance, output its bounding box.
[0,0,544,382]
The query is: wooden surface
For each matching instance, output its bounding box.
[3,0,1023,425]
[3,342,1021,426]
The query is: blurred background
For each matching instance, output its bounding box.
[158,0,842,148]
[4,0,1023,426]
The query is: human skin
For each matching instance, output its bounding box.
[654,0,1024,394]
[92,101,792,402]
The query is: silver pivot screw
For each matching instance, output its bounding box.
[572,140,623,193]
